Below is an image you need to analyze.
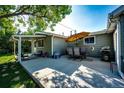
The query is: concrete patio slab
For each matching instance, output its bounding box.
[20,56,124,88]
[32,68,92,88]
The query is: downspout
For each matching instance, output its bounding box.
[51,35,54,56]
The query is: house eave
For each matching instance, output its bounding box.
[35,32,67,39]
[12,35,46,38]
[89,29,108,36]
[107,6,124,33]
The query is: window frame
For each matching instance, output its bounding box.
[83,36,96,45]
[35,39,44,48]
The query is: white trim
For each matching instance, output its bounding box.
[36,47,44,48]
[14,35,46,37]
[83,36,96,45]
[113,31,117,52]
[35,32,67,38]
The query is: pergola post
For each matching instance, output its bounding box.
[18,36,21,62]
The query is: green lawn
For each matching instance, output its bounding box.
[0,54,38,88]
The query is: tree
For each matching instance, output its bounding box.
[0,5,72,32]
[0,5,72,53]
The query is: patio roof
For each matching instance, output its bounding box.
[65,32,90,42]
[13,34,46,39]
[11,35,46,42]
[35,32,67,39]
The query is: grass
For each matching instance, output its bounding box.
[0,54,39,88]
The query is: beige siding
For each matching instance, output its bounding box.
[34,36,52,55]
[44,36,52,55]
[76,33,114,57]
[34,38,45,53]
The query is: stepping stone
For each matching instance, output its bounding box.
[1,69,6,72]
[12,76,20,81]
[2,73,9,77]
[10,65,14,68]
[3,66,7,69]
[14,71,19,74]
[12,67,16,69]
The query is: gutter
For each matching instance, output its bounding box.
[107,13,118,33]
[107,6,124,33]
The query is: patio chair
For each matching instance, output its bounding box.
[66,47,74,58]
[73,47,82,59]
[80,47,87,59]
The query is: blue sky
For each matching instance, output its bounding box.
[46,5,119,36]
[71,5,119,31]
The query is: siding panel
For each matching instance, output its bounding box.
[72,33,114,58]
[53,37,67,55]
[44,36,52,55]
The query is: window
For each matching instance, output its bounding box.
[35,39,44,47]
[84,36,95,45]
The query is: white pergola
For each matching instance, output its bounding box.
[12,35,46,62]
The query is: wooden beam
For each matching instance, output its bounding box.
[13,35,46,38]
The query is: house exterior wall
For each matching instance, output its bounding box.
[44,36,52,55]
[67,42,76,47]
[34,36,67,56]
[120,15,124,73]
[34,38,45,53]
[53,37,67,55]
[34,36,52,55]
[68,33,114,58]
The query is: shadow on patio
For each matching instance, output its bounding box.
[21,56,124,88]
[72,65,124,88]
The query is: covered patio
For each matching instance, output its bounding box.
[12,34,53,62]
[20,56,124,88]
